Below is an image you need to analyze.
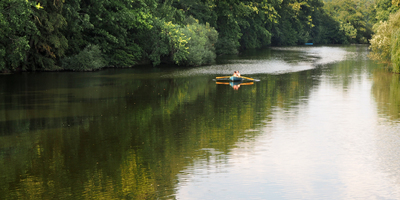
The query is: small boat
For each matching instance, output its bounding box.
[305,43,313,45]
[229,76,243,82]
[215,75,258,82]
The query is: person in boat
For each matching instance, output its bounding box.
[233,71,237,77]
[233,71,241,77]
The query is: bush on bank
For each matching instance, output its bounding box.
[180,17,218,66]
[369,9,400,72]
[62,45,106,71]
[392,29,400,73]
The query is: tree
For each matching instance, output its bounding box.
[26,0,68,70]
[236,0,277,49]
[323,0,373,44]
[392,28,400,72]
[369,10,400,68]
[61,44,106,71]
[0,0,36,72]
[271,0,325,45]
[180,16,218,66]
[311,6,347,44]
[375,0,399,22]
[66,0,154,68]
[138,18,189,66]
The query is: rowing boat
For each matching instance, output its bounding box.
[229,76,243,82]
[215,75,257,82]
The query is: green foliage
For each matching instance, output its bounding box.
[340,22,358,41]
[323,0,374,44]
[178,0,278,54]
[369,10,400,64]
[140,14,218,66]
[213,1,242,55]
[111,44,143,67]
[139,18,168,66]
[374,0,399,22]
[271,0,325,45]
[70,0,154,67]
[0,0,35,72]
[214,37,239,55]
[311,6,348,44]
[163,21,190,65]
[62,44,106,71]
[155,0,185,24]
[391,29,400,72]
[173,0,218,26]
[236,1,275,49]
[61,0,94,56]
[272,18,299,46]
[180,17,218,66]
[140,18,188,66]
[394,0,400,7]
[26,0,68,71]
[369,21,393,62]
[0,0,385,72]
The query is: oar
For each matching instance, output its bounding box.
[239,82,254,86]
[216,82,230,85]
[239,76,254,81]
[216,76,231,79]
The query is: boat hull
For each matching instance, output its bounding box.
[229,76,243,82]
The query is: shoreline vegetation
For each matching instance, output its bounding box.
[0,0,399,73]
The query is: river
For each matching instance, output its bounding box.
[1,45,400,199]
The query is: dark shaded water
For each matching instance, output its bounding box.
[1,45,400,199]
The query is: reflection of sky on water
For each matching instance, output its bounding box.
[167,46,352,78]
[175,47,400,199]
[375,122,400,187]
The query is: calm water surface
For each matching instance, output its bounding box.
[1,45,400,199]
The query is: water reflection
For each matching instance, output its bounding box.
[371,69,400,192]
[1,45,400,199]
[372,70,400,121]
[176,49,400,199]
[216,81,254,90]
[0,63,319,199]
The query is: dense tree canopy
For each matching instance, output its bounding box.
[368,0,400,72]
[323,0,374,44]
[0,0,36,72]
[0,0,395,72]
